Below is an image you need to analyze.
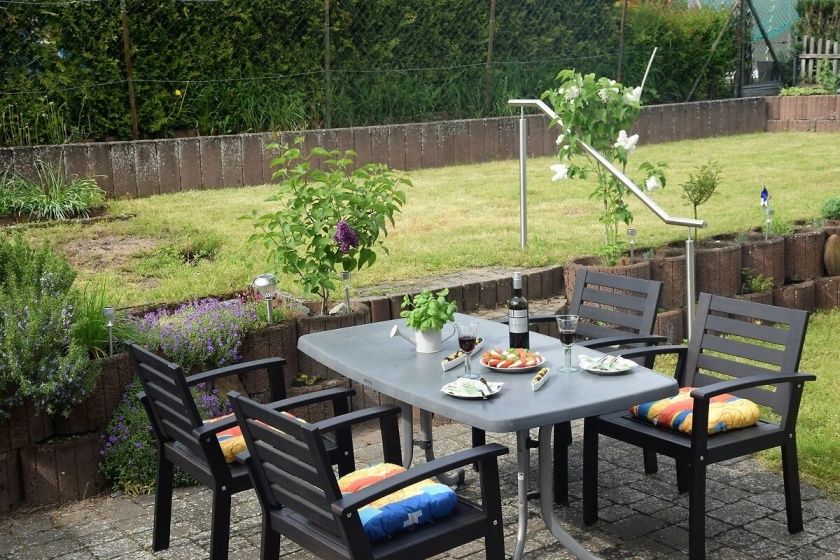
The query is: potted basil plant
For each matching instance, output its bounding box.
[390,289,457,353]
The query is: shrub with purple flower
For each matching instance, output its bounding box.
[250,138,409,314]
[132,298,259,372]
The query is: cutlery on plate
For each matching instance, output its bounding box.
[479,377,493,393]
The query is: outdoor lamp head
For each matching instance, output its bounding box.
[103,307,116,327]
[254,273,277,299]
[627,228,637,241]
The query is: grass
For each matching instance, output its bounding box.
[12,131,840,308]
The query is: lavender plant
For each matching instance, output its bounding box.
[131,298,259,373]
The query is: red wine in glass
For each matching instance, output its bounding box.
[459,336,478,353]
[559,331,576,346]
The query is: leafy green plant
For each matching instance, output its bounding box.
[400,288,457,332]
[249,139,409,314]
[768,217,794,236]
[681,161,721,236]
[779,85,833,96]
[796,0,840,41]
[741,269,774,294]
[543,70,666,265]
[822,197,840,220]
[816,57,840,92]
[4,161,105,221]
[0,237,98,417]
[293,373,322,387]
[70,282,135,360]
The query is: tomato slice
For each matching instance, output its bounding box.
[498,360,512,368]
[486,358,501,367]
[516,348,528,361]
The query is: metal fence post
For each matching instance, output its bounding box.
[119,0,139,140]
[617,0,629,82]
[483,0,497,114]
[324,0,332,129]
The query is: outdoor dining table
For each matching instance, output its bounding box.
[298,313,678,560]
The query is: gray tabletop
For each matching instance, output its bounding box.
[297,313,678,433]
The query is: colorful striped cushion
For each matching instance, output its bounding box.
[337,463,458,541]
[630,386,760,435]
[204,412,304,463]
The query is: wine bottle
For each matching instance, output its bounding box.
[508,272,530,349]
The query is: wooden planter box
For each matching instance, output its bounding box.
[296,307,371,379]
[784,228,825,283]
[664,240,742,298]
[0,400,53,451]
[773,281,816,312]
[20,432,105,506]
[648,254,687,309]
[53,353,134,436]
[563,257,650,302]
[0,450,22,512]
[741,234,785,288]
[815,276,840,310]
[653,308,684,344]
[238,321,299,401]
[736,291,774,306]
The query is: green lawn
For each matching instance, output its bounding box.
[14,131,839,307]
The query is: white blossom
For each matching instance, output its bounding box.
[555,134,565,147]
[645,175,662,191]
[624,86,643,104]
[614,130,639,152]
[550,163,569,181]
[565,86,580,100]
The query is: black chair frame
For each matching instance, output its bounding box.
[582,293,816,560]
[230,391,509,560]
[474,269,665,504]
[129,343,356,560]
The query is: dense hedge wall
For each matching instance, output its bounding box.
[796,0,840,40]
[0,0,734,146]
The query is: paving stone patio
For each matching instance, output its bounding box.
[1,420,838,560]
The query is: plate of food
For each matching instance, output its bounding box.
[441,377,503,399]
[579,354,636,375]
[480,348,545,373]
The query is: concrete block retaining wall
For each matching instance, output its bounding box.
[766,94,840,132]
[0,98,767,199]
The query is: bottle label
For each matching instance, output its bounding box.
[509,310,528,333]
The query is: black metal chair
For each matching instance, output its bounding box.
[474,269,665,503]
[128,343,356,560]
[582,293,815,560]
[229,391,510,560]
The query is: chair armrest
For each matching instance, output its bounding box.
[313,405,400,433]
[578,334,666,349]
[331,444,509,516]
[193,415,238,437]
[615,344,687,361]
[267,387,355,413]
[690,372,817,401]
[185,357,286,386]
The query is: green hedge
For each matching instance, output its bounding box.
[796,0,840,40]
[0,0,734,146]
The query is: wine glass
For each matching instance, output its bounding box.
[455,322,479,379]
[556,314,579,373]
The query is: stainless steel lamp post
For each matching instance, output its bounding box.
[253,273,278,323]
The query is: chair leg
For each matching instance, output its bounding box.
[582,417,599,525]
[781,440,804,534]
[260,515,281,560]
[643,448,658,474]
[553,421,572,504]
[688,461,707,560]
[676,460,691,494]
[472,427,486,471]
[210,488,232,560]
[479,459,505,560]
[152,454,174,551]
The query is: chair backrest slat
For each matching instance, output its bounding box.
[143,379,189,419]
[685,293,809,416]
[569,269,663,341]
[231,394,348,543]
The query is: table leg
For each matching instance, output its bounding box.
[400,402,414,467]
[417,410,465,486]
[512,430,530,560]
[538,425,602,560]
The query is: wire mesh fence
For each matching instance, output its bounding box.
[0,0,778,147]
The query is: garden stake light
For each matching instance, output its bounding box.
[342,271,351,315]
[253,273,277,322]
[627,228,637,260]
[103,306,116,356]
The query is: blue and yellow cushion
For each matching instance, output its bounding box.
[204,412,304,463]
[337,463,458,541]
[630,386,759,435]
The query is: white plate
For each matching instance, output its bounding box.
[440,338,485,371]
[441,378,503,399]
[480,355,546,373]
[579,355,636,375]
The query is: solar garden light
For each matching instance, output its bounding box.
[627,228,637,260]
[103,307,116,357]
[342,271,352,315]
[253,273,278,323]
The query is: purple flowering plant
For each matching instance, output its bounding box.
[249,138,409,314]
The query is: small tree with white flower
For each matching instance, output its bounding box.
[543,70,666,265]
